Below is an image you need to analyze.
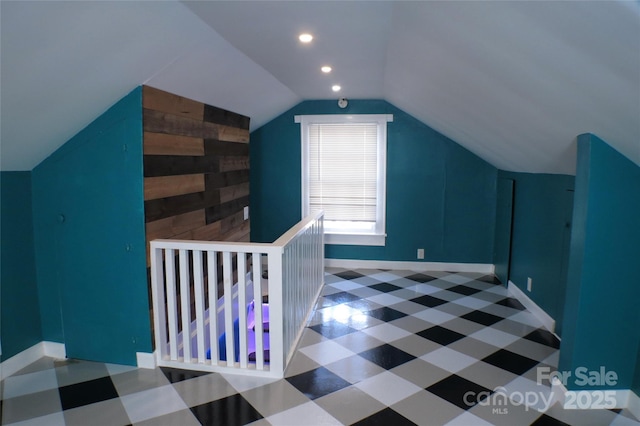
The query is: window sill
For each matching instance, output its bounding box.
[325,232,386,246]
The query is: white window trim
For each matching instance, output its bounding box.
[296,114,392,246]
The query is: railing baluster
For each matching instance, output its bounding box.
[267,251,284,374]
[179,249,191,362]
[148,211,324,377]
[164,248,178,361]
[193,250,206,363]
[222,251,235,367]
[252,253,264,370]
[207,251,219,365]
[150,245,167,362]
[237,254,248,368]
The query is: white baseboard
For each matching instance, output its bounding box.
[627,390,640,421]
[551,378,636,411]
[508,280,556,333]
[0,341,66,380]
[325,258,494,274]
[43,342,66,359]
[136,352,156,369]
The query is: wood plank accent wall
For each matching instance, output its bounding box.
[142,86,250,263]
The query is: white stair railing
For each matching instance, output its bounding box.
[149,212,324,378]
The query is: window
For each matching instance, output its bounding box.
[296,114,392,246]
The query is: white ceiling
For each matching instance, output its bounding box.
[1,1,638,174]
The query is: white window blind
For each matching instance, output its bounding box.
[297,114,392,246]
[308,122,378,223]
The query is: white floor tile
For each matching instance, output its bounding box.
[265,401,342,425]
[299,340,356,365]
[445,410,495,425]
[508,311,545,328]
[2,369,58,399]
[440,274,475,284]
[368,271,406,282]
[328,280,364,292]
[366,293,405,306]
[5,412,66,426]
[452,295,494,310]
[469,327,521,348]
[220,373,279,393]
[406,283,441,295]
[412,308,457,325]
[120,384,189,423]
[420,347,478,374]
[360,323,411,343]
[354,371,422,406]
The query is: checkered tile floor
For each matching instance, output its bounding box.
[2,268,639,425]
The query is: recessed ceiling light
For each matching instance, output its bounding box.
[321,66,332,73]
[299,33,313,43]
[332,85,341,92]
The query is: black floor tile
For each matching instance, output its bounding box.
[323,291,362,304]
[417,326,466,346]
[405,273,438,283]
[352,407,417,425]
[190,393,263,425]
[496,297,527,311]
[365,307,407,322]
[334,270,364,280]
[461,310,504,326]
[410,294,448,308]
[530,413,571,425]
[369,282,403,293]
[286,367,351,400]
[447,285,482,296]
[426,374,493,410]
[482,349,540,375]
[359,344,416,369]
[59,376,119,410]
[524,328,561,349]
[160,366,211,384]
[309,320,358,339]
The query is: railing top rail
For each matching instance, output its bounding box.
[150,239,282,255]
[273,211,324,248]
[150,211,323,254]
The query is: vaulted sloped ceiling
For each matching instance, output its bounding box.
[1,1,638,174]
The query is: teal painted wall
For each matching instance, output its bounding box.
[499,171,574,336]
[559,134,640,390]
[0,172,42,361]
[251,100,497,263]
[32,87,151,365]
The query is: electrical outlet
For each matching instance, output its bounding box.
[243,206,249,220]
[417,248,425,259]
[527,277,533,292]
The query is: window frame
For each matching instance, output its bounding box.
[296,113,392,246]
